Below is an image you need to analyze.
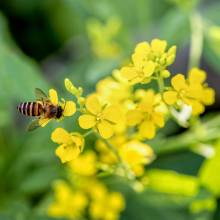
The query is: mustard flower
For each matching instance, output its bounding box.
[127,90,165,139]
[119,140,154,176]
[69,151,97,176]
[96,73,131,105]
[163,68,215,115]
[120,39,176,84]
[96,134,127,165]
[39,88,76,126]
[78,94,122,139]
[95,72,131,133]
[51,128,84,163]
[48,181,88,219]
[87,17,121,58]
[89,187,125,220]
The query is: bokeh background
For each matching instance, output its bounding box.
[1,0,220,219]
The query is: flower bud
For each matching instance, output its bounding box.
[64,78,79,96]
[161,70,170,78]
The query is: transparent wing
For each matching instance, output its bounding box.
[35,88,49,101]
[27,118,51,132]
[27,119,41,131]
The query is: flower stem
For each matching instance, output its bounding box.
[83,129,94,137]
[157,73,165,94]
[188,12,203,70]
[154,114,220,155]
[95,133,135,181]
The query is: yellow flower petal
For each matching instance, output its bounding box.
[120,66,137,81]
[202,88,215,105]
[63,101,76,116]
[139,120,156,139]
[151,39,167,54]
[188,68,206,84]
[51,127,71,144]
[71,133,85,152]
[138,90,155,110]
[49,89,58,105]
[127,110,143,126]
[86,94,102,115]
[143,61,155,77]
[134,41,150,54]
[167,46,177,56]
[120,140,154,166]
[108,192,125,211]
[78,114,96,129]
[171,74,187,91]
[102,105,121,124]
[152,112,165,128]
[187,84,203,100]
[189,100,205,115]
[69,151,97,176]
[97,120,114,139]
[163,91,178,105]
[55,144,81,163]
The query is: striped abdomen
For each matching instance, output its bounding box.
[17,102,43,116]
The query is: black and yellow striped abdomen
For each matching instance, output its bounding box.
[17,102,43,116]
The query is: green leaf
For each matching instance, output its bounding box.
[0,43,48,103]
[157,9,190,47]
[147,169,199,196]
[199,143,220,196]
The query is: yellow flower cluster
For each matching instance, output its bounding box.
[127,89,165,139]
[48,152,125,220]
[121,39,176,84]
[87,17,121,59]
[43,39,214,170]
[163,68,215,115]
[96,136,154,177]
[45,38,215,220]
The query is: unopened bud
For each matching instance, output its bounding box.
[64,78,79,95]
[161,70,170,78]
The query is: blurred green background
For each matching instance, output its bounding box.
[1,0,220,219]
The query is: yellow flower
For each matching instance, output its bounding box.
[87,17,121,58]
[86,180,108,200]
[96,74,131,105]
[119,140,154,176]
[163,68,215,115]
[127,90,165,139]
[120,39,176,84]
[78,94,122,139]
[69,151,97,176]
[51,128,84,163]
[39,88,76,127]
[48,181,88,219]
[89,187,125,220]
[96,134,127,165]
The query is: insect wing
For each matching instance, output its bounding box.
[27,118,51,131]
[35,88,49,101]
[27,119,41,131]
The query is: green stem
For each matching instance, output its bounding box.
[188,12,203,70]
[95,133,135,181]
[157,72,165,94]
[83,129,94,137]
[154,116,220,155]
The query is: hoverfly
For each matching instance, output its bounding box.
[17,88,64,131]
